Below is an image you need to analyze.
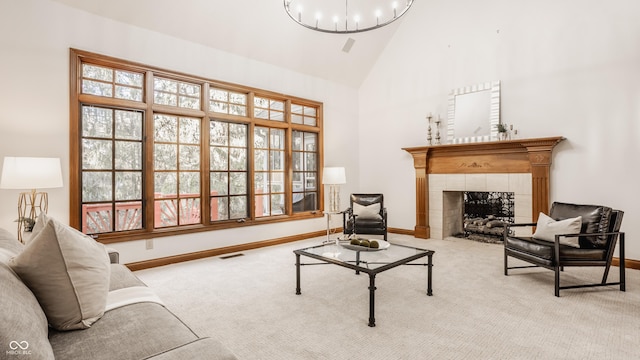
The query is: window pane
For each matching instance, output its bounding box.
[179,145,200,171]
[271,129,285,149]
[82,139,112,170]
[180,83,200,96]
[270,150,284,171]
[155,199,178,227]
[83,64,113,82]
[210,121,228,146]
[179,117,200,144]
[82,80,113,97]
[210,147,229,171]
[229,123,247,146]
[154,78,178,92]
[292,152,303,172]
[229,148,247,171]
[83,172,112,202]
[179,172,200,195]
[115,110,142,140]
[115,201,142,231]
[305,153,316,172]
[230,93,246,104]
[255,194,270,217]
[305,172,317,190]
[270,111,284,121]
[155,172,177,197]
[291,104,303,114]
[271,194,284,215]
[83,107,113,138]
[154,92,178,106]
[115,141,142,170]
[211,101,228,114]
[230,173,246,195]
[179,198,200,225]
[254,150,268,171]
[155,115,178,142]
[270,100,284,111]
[210,172,228,196]
[179,96,200,109]
[83,204,113,234]
[154,144,177,170]
[254,173,269,193]
[115,70,143,87]
[230,196,247,219]
[115,172,142,200]
[211,197,229,221]
[254,127,269,149]
[270,172,284,193]
[115,85,143,101]
[304,133,317,151]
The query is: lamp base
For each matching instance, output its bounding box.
[17,190,48,243]
[328,185,341,213]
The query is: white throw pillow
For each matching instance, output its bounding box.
[353,202,381,220]
[9,216,110,331]
[532,212,582,248]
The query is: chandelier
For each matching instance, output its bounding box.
[284,0,414,34]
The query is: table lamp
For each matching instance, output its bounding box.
[0,157,63,242]
[322,167,346,213]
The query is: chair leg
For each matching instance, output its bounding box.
[554,265,560,297]
[504,249,508,276]
[620,233,626,292]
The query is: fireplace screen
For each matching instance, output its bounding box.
[463,191,514,242]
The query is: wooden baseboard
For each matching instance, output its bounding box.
[126,229,326,271]
[613,257,640,270]
[388,227,415,236]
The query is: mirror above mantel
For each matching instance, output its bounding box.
[446,81,501,144]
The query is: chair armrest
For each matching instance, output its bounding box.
[106,247,120,264]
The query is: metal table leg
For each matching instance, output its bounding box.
[295,253,301,295]
[368,274,377,327]
[427,253,433,296]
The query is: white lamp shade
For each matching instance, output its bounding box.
[322,167,346,185]
[0,157,63,190]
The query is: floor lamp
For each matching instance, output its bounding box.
[0,157,63,242]
[322,167,346,213]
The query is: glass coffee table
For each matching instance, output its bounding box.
[294,240,434,327]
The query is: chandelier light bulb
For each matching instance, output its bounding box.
[284,0,414,34]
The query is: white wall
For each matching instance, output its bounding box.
[0,0,360,263]
[359,0,640,259]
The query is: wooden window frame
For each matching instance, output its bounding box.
[70,49,324,244]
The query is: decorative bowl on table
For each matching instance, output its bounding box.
[339,238,390,252]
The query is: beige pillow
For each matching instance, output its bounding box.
[533,212,582,248]
[9,216,110,331]
[353,202,381,220]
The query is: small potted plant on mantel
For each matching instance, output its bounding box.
[496,123,508,140]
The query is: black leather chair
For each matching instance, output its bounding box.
[504,202,625,297]
[342,194,387,240]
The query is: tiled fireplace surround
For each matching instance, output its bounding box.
[434,174,531,239]
[403,137,564,240]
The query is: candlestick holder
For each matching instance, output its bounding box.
[434,118,441,145]
[426,114,433,145]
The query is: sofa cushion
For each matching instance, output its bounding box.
[0,227,23,261]
[49,302,200,360]
[146,338,238,360]
[9,216,111,331]
[532,212,582,247]
[0,262,55,360]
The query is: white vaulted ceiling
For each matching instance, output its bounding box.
[51,0,411,88]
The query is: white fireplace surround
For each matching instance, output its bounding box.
[429,173,533,240]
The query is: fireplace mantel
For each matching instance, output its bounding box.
[402,136,565,239]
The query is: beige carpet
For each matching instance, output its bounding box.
[135,235,640,360]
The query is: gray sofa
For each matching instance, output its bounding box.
[0,228,237,360]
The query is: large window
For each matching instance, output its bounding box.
[70,49,323,241]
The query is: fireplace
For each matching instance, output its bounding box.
[403,137,564,240]
[443,191,515,243]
